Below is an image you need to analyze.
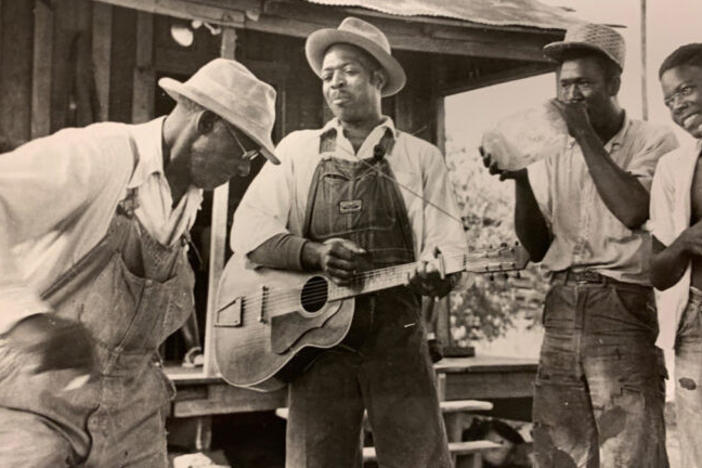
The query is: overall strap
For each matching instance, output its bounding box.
[41,189,139,307]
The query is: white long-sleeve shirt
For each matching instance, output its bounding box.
[231,117,466,267]
[0,118,202,334]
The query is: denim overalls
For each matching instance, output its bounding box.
[284,131,451,468]
[0,188,195,467]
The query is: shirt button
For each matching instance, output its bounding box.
[145,279,153,287]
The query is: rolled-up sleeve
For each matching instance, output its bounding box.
[230,134,298,258]
[649,155,677,246]
[526,158,553,224]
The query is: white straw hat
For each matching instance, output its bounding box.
[159,58,280,164]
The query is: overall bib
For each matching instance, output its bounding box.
[285,132,451,468]
[0,188,195,467]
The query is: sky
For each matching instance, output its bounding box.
[446,0,702,152]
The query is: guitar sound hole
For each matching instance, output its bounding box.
[301,276,328,313]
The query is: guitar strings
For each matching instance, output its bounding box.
[237,250,514,310]
[233,250,518,313]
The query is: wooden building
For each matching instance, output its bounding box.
[0,0,576,455]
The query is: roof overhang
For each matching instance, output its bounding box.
[93,0,576,62]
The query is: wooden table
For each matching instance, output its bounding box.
[166,355,538,419]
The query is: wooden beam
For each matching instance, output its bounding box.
[173,383,287,417]
[92,0,245,28]
[131,11,154,123]
[431,56,447,154]
[440,63,554,97]
[202,25,236,378]
[258,2,557,62]
[31,0,53,139]
[92,2,112,121]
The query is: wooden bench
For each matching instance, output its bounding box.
[274,399,493,423]
[362,440,503,467]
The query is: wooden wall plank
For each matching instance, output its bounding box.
[109,6,136,122]
[131,11,154,123]
[0,0,32,145]
[92,2,113,121]
[93,0,245,28]
[203,25,236,377]
[440,63,553,97]
[31,0,54,139]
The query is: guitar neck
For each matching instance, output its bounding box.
[328,254,466,301]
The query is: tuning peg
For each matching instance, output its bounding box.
[500,242,507,247]
[515,271,521,279]
[502,273,509,280]
[488,274,495,281]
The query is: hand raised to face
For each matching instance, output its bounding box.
[479,146,528,182]
[550,98,593,138]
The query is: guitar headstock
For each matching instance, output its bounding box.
[464,242,530,275]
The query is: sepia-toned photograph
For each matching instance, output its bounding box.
[0,0,699,466]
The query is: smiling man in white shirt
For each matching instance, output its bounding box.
[0,58,279,467]
[651,42,702,468]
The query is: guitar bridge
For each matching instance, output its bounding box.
[215,296,243,327]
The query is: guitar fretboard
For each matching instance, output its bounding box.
[329,250,518,301]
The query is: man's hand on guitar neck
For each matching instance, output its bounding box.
[301,238,368,286]
[408,258,459,299]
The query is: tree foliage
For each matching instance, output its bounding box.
[445,140,547,344]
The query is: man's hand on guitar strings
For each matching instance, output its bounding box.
[304,238,367,286]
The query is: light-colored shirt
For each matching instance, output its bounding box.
[527,115,678,284]
[231,117,467,265]
[0,117,203,334]
[649,140,702,350]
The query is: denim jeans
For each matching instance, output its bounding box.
[532,278,668,468]
[675,286,702,468]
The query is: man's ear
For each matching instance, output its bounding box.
[196,110,217,135]
[607,75,621,97]
[372,70,386,92]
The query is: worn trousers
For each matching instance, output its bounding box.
[675,286,702,468]
[285,293,451,468]
[532,279,668,468]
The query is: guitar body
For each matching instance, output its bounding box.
[212,244,530,392]
[214,260,355,392]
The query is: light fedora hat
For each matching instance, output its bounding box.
[305,17,407,97]
[159,58,280,164]
[543,23,625,71]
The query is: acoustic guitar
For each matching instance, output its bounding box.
[213,244,530,392]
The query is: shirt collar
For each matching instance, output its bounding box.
[127,116,167,189]
[318,116,399,140]
[603,111,631,152]
[567,111,632,152]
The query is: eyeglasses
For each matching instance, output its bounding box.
[664,84,696,109]
[224,123,260,161]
